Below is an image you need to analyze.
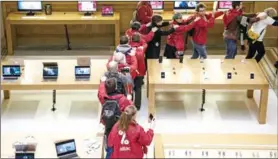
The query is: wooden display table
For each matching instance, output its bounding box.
[5,12,120,55]
[1,132,104,158]
[147,57,269,124]
[155,134,278,158]
[1,57,106,99]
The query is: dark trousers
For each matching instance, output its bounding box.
[224,38,237,59]
[164,44,177,59]
[134,76,143,110]
[104,135,113,159]
[246,41,265,63]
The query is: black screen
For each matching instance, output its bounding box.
[15,153,35,159]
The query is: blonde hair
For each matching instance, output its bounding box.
[118,105,137,132]
[108,61,118,73]
[264,7,277,17]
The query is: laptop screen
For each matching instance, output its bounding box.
[102,6,113,15]
[43,66,58,77]
[2,65,21,77]
[15,153,35,159]
[55,139,76,156]
[174,1,199,10]
[75,66,90,76]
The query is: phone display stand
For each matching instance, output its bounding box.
[159,56,163,63]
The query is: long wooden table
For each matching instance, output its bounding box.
[1,57,106,99]
[5,12,120,55]
[155,134,278,158]
[147,57,269,124]
[1,132,104,158]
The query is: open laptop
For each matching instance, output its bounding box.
[77,57,91,66]
[75,66,91,80]
[15,152,35,159]
[43,62,58,81]
[55,139,79,159]
[2,65,21,80]
[102,6,114,16]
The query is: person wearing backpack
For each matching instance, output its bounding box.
[164,13,200,59]
[107,105,155,159]
[105,61,134,97]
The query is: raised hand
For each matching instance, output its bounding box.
[151,27,158,32]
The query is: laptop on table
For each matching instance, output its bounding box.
[43,62,58,81]
[2,65,21,80]
[55,139,79,159]
[15,152,35,159]
[75,66,91,81]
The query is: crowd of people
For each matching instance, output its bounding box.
[96,1,278,158]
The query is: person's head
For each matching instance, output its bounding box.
[120,36,129,45]
[264,7,277,18]
[131,21,141,31]
[195,3,207,16]
[232,1,242,10]
[152,15,163,26]
[108,61,118,73]
[131,33,141,43]
[113,52,126,64]
[118,105,137,131]
[172,13,183,23]
[105,78,117,94]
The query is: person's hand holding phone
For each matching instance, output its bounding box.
[148,114,156,130]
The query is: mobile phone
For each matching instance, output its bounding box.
[159,56,163,63]
[179,56,183,63]
[250,73,254,79]
[161,72,165,79]
[227,72,232,79]
[149,113,154,120]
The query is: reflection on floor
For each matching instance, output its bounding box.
[1,88,277,135]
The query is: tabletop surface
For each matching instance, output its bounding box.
[1,132,103,158]
[6,12,120,21]
[1,57,107,89]
[161,11,224,21]
[147,57,268,86]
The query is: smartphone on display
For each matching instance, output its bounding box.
[149,113,154,120]
[159,56,163,63]
[227,72,232,79]
[250,73,254,79]
[161,72,165,79]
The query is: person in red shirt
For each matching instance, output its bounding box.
[164,13,200,59]
[126,21,158,44]
[136,1,153,25]
[190,3,224,59]
[107,36,138,80]
[108,105,155,159]
[129,33,147,110]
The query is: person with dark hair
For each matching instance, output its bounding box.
[189,3,224,59]
[140,15,178,60]
[125,21,158,44]
[108,105,155,158]
[164,13,200,59]
[222,1,243,59]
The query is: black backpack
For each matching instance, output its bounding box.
[101,99,121,136]
[106,72,126,96]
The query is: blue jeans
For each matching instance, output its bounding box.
[225,38,237,59]
[104,135,113,159]
[191,41,207,59]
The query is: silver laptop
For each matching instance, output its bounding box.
[55,139,79,159]
[15,152,35,159]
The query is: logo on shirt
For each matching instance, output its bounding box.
[118,130,131,152]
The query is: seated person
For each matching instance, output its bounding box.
[107,36,138,80]
[125,21,158,44]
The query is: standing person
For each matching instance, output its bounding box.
[190,3,224,59]
[140,15,178,60]
[246,8,277,62]
[107,105,155,159]
[136,1,153,25]
[164,13,200,59]
[223,1,243,59]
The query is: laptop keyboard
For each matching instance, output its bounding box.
[61,153,79,158]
